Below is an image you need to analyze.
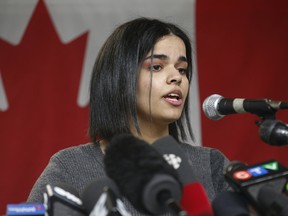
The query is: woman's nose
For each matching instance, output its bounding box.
[167,68,182,85]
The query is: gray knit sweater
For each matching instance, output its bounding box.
[27,142,230,215]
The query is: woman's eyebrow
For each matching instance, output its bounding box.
[144,54,187,62]
[178,56,188,62]
[144,54,168,60]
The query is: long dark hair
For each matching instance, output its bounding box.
[89,17,194,143]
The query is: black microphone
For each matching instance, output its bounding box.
[202,94,288,120]
[104,134,186,215]
[224,160,288,215]
[44,183,86,216]
[259,119,288,146]
[212,191,251,216]
[257,185,288,216]
[152,136,214,216]
[81,176,131,216]
[152,136,198,185]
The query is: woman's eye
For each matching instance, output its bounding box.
[178,68,188,75]
[149,65,162,72]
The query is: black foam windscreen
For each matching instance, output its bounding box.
[104,134,182,214]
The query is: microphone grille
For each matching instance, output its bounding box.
[202,94,224,120]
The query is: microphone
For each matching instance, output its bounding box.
[152,136,214,216]
[104,134,185,215]
[202,94,288,120]
[81,176,131,216]
[257,185,288,216]
[224,159,288,215]
[152,135,198,185]
[44,183,86,216]
[212,191,250,216]
[259,119,288,146]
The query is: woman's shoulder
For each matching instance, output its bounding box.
[179,142,227,160]
[45,142,105,184]
[50,143,103,164]
[178,142,230,174]
[54,142,98,155]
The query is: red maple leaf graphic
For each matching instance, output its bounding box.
[0,1,89,212]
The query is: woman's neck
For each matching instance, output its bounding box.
[99,121,170,153]
[130,120,169,144]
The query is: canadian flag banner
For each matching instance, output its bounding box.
[0,0,288,213]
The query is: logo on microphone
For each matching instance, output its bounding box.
[262,161,279,171]
[247,166,268,177]
[233,170,252,180]
[163,154,182,169]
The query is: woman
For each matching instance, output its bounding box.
[27,17,230,215]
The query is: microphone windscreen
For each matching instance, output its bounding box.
[152,135,198,184]
[212,191,250,216]
[81,176,120,214]
[104,134,181,214]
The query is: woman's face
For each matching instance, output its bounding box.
[136,35,189,127]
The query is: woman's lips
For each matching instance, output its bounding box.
[163,92,183,106]
[164,97,183,106]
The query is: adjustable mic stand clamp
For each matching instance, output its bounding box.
[254,108,276,133]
